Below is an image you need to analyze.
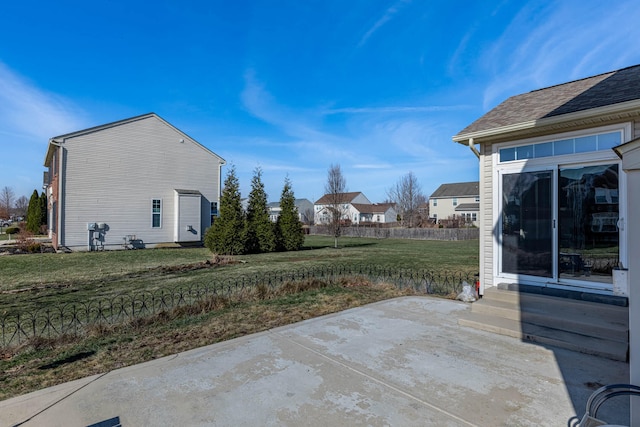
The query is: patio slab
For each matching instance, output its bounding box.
[0,296,630,426]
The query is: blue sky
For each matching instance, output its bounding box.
[2,1,640,204]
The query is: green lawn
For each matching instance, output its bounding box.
[0,235,479,400]
[0,235,478,312]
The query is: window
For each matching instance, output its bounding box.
[433,199,438,207]
[472,213,477,222]
[152,199,161,228]
[499,130,622,162]
[210,201,218,224]
[475,196,480,202]
[452,198,458,207]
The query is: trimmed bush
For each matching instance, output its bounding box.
[5,226,19,235]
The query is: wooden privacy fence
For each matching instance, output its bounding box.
[309,226,479,240]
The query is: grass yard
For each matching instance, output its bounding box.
[0,235,479,400]
[0,235,479,312]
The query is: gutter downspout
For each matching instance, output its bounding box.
[468,138,480,159]
[47,138,62,249]
[49,139,64,249]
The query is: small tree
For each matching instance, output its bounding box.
[204,166,246,255]
[244,167,275,253]
[276,177,304,251]
[39,192,48,230]
[324,164,348,248]
[0,186,15,220]
[386,171,426,228]
[25,190,41,233]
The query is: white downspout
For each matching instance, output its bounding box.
[468,138,480,159]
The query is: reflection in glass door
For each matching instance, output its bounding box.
[501,171,553,277]
[558,164,619,283]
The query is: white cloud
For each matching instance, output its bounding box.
[478,1,640,109]
[237,68,475,201]
[324,105,471,115]
[357,0,412,48]
[0,63,89,198]
[0,62,87,142]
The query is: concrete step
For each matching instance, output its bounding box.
[485,288,628,327]
[459,287,629,361]
[495,283,628,307]
[471,293,628,342]
[458,312,628,361]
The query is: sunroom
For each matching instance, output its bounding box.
[454,64,640,297]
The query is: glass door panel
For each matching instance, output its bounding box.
[501,171,553,277]
[558,164,619,283]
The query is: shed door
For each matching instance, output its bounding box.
[175,192,202,242]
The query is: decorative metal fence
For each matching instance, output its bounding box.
[0,264,476,348]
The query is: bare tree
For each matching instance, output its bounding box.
[0,186,15,219]
[386,172,426,228]
[324,164,348,248]
[15,195,29,218]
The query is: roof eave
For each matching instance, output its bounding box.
[453,98,640,144]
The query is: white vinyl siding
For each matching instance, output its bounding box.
[430,196,478,223]
[481,143,493,291]
[57,115,224,250]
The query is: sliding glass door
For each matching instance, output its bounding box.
[558,164,619,282]
[500,164,620,285]
[501,171,553,277]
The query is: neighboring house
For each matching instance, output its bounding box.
[453,64,640,298]
[351,203,397,224]
[314,192,371,225]
[44,113,225,251]
[267,199,314,224]
[429,182,479,226]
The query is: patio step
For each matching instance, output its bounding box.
[458,287,629,361]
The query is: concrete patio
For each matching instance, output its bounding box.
[0,297,630,426]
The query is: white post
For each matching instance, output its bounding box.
[615,141,640,425]
[628,168,640,425]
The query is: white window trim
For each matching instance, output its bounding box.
[152,198,162,228]
[491,122,630,290]
[493,123,631,167]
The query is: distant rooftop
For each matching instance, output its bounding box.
[430,182,479,198]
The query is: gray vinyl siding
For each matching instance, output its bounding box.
[59,116,222,250]
[175,191,202,242]
[480,143,493,290]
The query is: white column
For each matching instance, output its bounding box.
[628,169,640,425]
[616,140,640,425]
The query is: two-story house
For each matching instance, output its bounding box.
[429,182,479,226]
[44,113,225,251]
[314,192,371,225]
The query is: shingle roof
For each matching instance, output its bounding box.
[456,64,640,137]
[430,182,479,198]
[351,203,395,214]
[455,203,479,212]
[315,192,363,204]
